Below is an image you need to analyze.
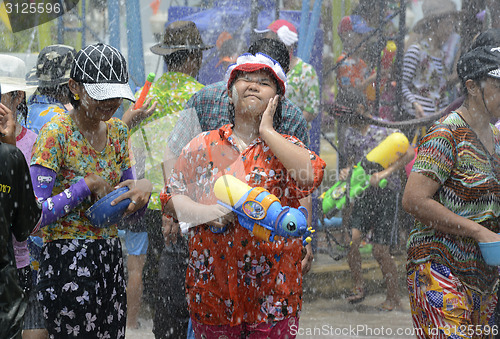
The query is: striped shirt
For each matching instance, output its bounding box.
[407,112,500,293]
[402,42,450,117]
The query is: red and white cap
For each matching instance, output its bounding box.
[254,19,298,47]
[225,53,287,95]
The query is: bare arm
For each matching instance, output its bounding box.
[402,172,500,243]
[358,71,377,92]
[259,96,314,187]
[121,98,157,130]
[302,110,316,123]
[164,195,233,227]
[370,146,415,186]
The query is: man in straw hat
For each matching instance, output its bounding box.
[128,20,212,337]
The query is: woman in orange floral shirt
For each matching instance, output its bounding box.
[161,53,325,338]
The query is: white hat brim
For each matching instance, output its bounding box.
[83,82,136,102]
[0,77,38,97]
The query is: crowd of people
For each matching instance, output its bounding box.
[3,0,500,338]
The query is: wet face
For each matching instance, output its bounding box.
[70,80,122,122]
[1,91,24,115]
[229,69,278,117]
[481,77,500,119]
[432,16,455,42]
[341,31,365,52]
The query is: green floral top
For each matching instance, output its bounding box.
[130,72,205,210]
[286,58,320,122]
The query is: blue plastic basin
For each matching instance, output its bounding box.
[478,240,500,266]
[85,187,130,228]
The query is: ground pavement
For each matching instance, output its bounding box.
[125,249,416,339]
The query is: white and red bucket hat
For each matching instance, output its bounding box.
[225,52,287,95]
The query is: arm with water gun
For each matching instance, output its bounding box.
[322,132,414,218]
[214,175,314,245]
[121,72,158,130]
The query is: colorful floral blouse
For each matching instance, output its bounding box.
[336,53,371,90]
[31,114,130,242]
[25,94,68,134]
[161,124,325,326]
[407,112,500,293]
[286,58,320,120]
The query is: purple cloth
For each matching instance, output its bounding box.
[30,165,146,228]
[31,165,91,227]
[12,127,38,269]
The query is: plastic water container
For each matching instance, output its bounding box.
[478,240,500,266]
[366,132,409,169]
[85,187,131,228]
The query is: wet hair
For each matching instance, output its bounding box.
[38,83,71,104]
[248,38,290,74]
[471,28,500,50]
[163,49,202,70]
[9,91,29,123]
[459,29,500,92]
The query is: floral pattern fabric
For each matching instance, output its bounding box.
[161,124,325,326]
[336,53,371,90]
[286,58,320,119]
[130,72,204,210]
[31,114,130,242]
[25,94,68,134]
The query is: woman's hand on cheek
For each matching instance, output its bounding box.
[259,95,279,135]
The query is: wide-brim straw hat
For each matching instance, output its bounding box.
[150,21,213,56]
[413,0,461,34]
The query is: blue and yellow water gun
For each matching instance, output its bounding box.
[214,175,313,244]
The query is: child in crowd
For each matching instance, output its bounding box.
[336,15,377,95]
[337,88,414,311]
[161,52,325,338]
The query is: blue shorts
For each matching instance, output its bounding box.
[124,230,149,255]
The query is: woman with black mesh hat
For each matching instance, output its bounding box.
[403,45,500,337]
[30,43,152,338]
